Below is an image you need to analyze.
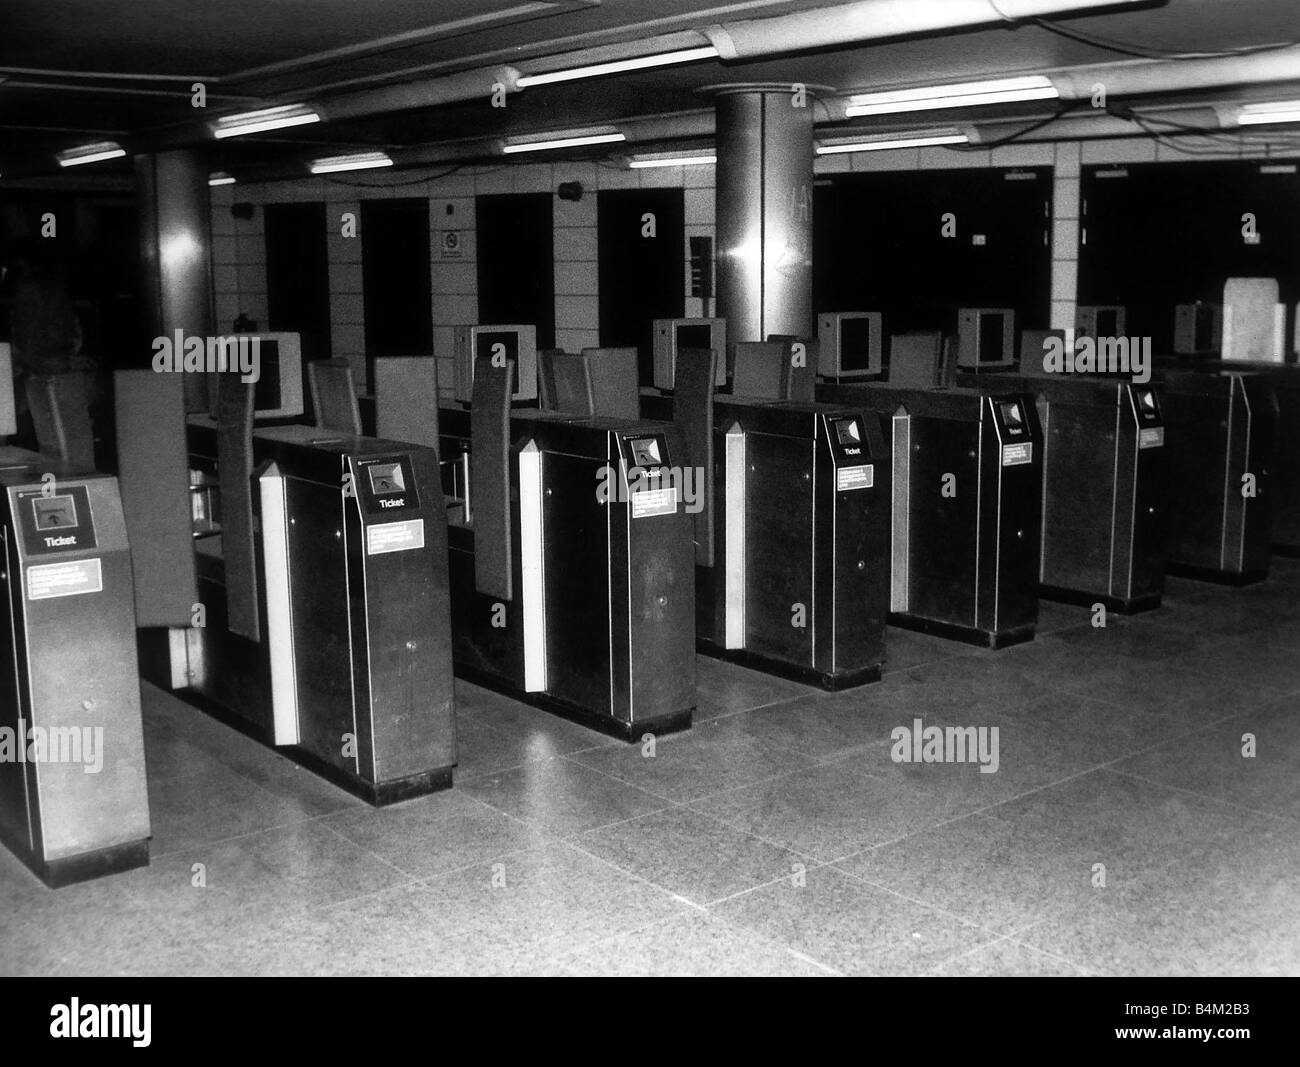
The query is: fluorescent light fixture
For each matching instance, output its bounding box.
[628,152,717,169]
[845,75,1058,117]
[502,129,625,154]
[212,104,321,139]
[515,46,719,88]
[308,151,393,174]
[57,140,126,167]
[1236,100,1300,126]
[816,131,969,154]
[208,172,236,186]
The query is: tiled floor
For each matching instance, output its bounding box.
[4,561,1300,976]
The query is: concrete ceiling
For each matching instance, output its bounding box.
[3,0,1299,180]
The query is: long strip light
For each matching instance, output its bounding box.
[1236,100,1300,126]
[628,152,716,169]
[309,151,393,174]
[845,75,1058,117]
[503,130,625,154]
[515,46,718,88]
[212,104,321,139]
[57,140,126,167]
[816,131,969,155]
[208,172,236,186]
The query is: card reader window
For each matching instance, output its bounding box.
[629,437,663,468]
[368,463,406,495]
[32,495,78,530]
[999,401,1025,433]
[1138,390,1157,412]
[833,418,862,445]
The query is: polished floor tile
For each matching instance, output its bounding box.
[712,864,997,976]
[692,655,817,720]
[324,790,551,878]
[575,806,800,906]
[567,720,819,803]
[929,937,1090,976]
[457,755,671,836]
[7,560,1300,976]
[559,910,833,976]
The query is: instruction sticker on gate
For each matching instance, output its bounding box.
[837,464,874,491]
[1002,442,1033,466]
[366,519,425,555]
[1139,427,1165,449]
[27,558,103,600]
[631,488,678,519]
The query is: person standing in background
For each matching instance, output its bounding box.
[7,242,88,451]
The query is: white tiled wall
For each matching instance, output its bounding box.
[209,136,1289,381]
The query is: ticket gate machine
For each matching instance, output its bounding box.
[175,419,458,802]
[116,364,456,806]
[437,405,696,741]
[640,391,890,689]
[1249,365,1300,556]
[819,383,1042,648]
[1155,368,1277,584]
[1157,358,1298,558]
[0,446,151,886]
[955,372,1166,613]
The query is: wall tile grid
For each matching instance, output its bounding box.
[210,136,1291,375]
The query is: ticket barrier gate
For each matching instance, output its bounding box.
[116,365,457,806]
[819,383,1042,648]
[1152,367,1277,584]
[0,447,152,885]
[437,398,696,741]
[1157,358,1297,558]
[640,389,890,689]
[955,371,1166,613]
[1261,365,1300,557]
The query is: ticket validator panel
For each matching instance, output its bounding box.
[438,408,696,741]
[1032,380,1166,611]
[956,370,1166,613]
[180,419,457,805]
[256,431,455,795]
[1117,383,1167,603]
[821,383,1042,648]
[0,461,150,885]
[981,395,1042,637]
[706,399,890,688]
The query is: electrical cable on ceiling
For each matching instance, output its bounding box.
[321,163,464,188]
[1031,17,1300,60]
[1113,105,1300,142]
[1131,119,1300,156]
[1108,105,1300,156]
[949,99,1090,148]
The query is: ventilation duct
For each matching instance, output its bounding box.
[703,0,1143,60]
[1048,45,1300,101]
[319,65,521,121]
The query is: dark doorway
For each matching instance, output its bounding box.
[1079,159,1300,353]
[265,202,331,409]
[813,168,1052,340]
[598,188,686,384]
[360,199,433,386]
[476,193,554,349]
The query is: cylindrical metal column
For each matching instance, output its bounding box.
[135,149,213,410]
[714,86,815,343]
